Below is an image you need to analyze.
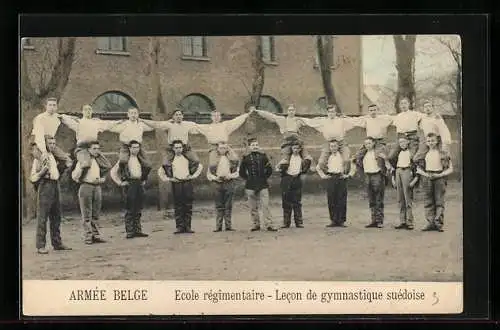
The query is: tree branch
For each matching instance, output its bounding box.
[20,49,37,103]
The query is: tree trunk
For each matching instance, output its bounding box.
[21,37,76,221]
[393,35,417,112]
[250,36,265,108]
[456,68,462,181]
[316,35,340,113]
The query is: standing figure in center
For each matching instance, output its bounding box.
[253,104,313,165]
[239,137,277,232]
[277,140,312,229]
[207,142,240,232]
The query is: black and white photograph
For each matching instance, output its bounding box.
[20,33,464,315]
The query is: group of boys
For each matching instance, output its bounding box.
[28,96,453,255]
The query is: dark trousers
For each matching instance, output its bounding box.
[78,183,102,241]
[214,181,235,230]
[35,179,63,249]
[366,172,385,224]
[124,180,144,235]
[422,174,447,229]
[281,175,303,226]
[325,174,347,225]
[172,181,194,231]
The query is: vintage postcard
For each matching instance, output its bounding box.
[20,33,463,316]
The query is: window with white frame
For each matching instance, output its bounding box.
[92,91,138,113]
[97,37,127,52]
[181,37,208,58]
[261,36,277,63]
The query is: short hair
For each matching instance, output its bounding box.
[398,136,409,141]
[44,134,55,142]
[328,139,340,144]
[367,104,378,109]
[287,103,296,109]
[364,136,375,142]
[81,104,92,111]
[399,96,411,103]
[290,140,302,147]
[128,140,141,147]
[128,107,139,113]
[422,99,433,106]
[88,140,100,147]
[247,137,258,145]
[426,132,439,139]
[326,104,336,110]
[173,108,184,115]
[45,97,58,104]
[171,139,184,147]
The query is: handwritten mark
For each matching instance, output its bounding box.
[432,292,439,306]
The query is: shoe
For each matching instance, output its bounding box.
[37,247,49,254]
[394,224,407,230]
[126,233,135,239]
[185,229,195,234]
[365,223,378,228]
[135,232,149,238]
[225,228,235,231]
[406,225,414,230]
[53,244,72,251]
[295,224,304,228]
[436,227,444,232]
[173,230,184,235]
[335,223,347,228]
[421,225,436,232]
[84,240,93,245]
[280,225,290,229]
[92,237,107,243]
[375,223,384,228]
[325,223,336,228]
[250,227,261,232]
[266,227,277,232]
[213,229,222,232]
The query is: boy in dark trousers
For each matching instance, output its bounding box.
[158,140,203,234]
[354,137,390,228]
[110,140,152,239]
[276,140,312,228]
[415,133,454,232]
[388,136,419,230]
[207,142,240,232]
[239,137,277,232]
[316,139,355,228]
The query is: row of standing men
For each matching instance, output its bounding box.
[28,97,453,254]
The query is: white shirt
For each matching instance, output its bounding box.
[425,149,443,171]
[172,155,190,180]
[353,115,393,139]
[256,110,307,134]
[60,115,122,144]
[304,116,356,141]
[216,156,231,177]
[128,155,142,179]
[396,150,412,168]
[158,161,204,182]
[30,153,60,182]
[31,112,61,152]
[327,152,344,173]
[287,154,302,176]
[420,114,452,145]
[71,158,100,183]
[110,120,154,144]
[392,110,423,133]
[363,150,380,173]
[195,113,249,144]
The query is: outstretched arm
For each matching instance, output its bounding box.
[140,119,172,131]
[255,109,280,123]
[98,119,127,132]
[224,113,250,135]
[59,114,80,132]
[437,116,452,145]
[300,117,324,131]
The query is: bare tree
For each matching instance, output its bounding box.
[316,35,340,112]
[393,35,417,112]
[21,37,77,219]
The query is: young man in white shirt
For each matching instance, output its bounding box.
[352,103,393,166]
[316,139,356,228]
[30,135,72,254]
[142,108,200,167]
[387,97,425,162]
[276,140,312,229]
[206,142,240,232]
[416,133,454,232]
[110,140,151,239]
[158,140,203,234]
[30,97,72,168]
[413,100,452,163]
[193,109,251,170]
[254,104,312,164]
[388,136,419,230]
[353,137,389,228]
[303,104,358,170]
[109,107,154,181]
[59,104,123,173]
[71,141,108,244]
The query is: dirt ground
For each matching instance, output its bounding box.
[22,182,463,282]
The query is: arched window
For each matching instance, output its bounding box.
[315,97,328,113]
[259,95,282,114]
[179,93,215,115]
[92,91,138,113]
